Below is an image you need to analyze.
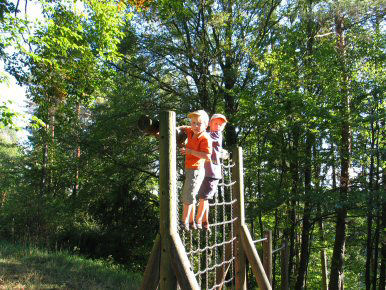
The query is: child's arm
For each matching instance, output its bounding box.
[176,126,188,148]
[185,148,211,161]
[177,125,190,130]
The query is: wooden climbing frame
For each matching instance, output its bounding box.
[140,110,274,290]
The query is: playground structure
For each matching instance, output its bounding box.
[140,111,289,290]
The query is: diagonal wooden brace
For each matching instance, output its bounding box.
[140,234,161,290]
[169,231,200,290]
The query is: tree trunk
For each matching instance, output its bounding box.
[295,132,313,289]
[331,141,337,190]
[366,110,376,289]
[257,133,264,238]
[372,213,380,290]
[221,0,238,149]
[379,168,385,290]
[41,143,48,195]
[73,102,81,196]
[295,5,316,286]
[329,206,347,290]
[272,209,279,290]
[372,116,381,290]
[41,126,49,196]
[281,239,290,290]
[319,215,329,290]
[314,138,329,290]
[288,125,300,286]
[49,107,55,192]
[372,12,383,290]
[329,15,350,290]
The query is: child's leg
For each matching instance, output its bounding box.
[196,176,209,224]
[196,198,205,224]
[202,200,209,223]
[201,178,219,228]
[201,200,210,231]
[182,203,192,224]
[183,203,196,225]
[189,203,196,224]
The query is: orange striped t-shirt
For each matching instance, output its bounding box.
[182,127,212,170]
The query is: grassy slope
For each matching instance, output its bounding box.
[0,240,142,289]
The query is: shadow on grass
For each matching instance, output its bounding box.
[0,241,142,289]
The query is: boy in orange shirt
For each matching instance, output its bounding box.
[179,110,212,230]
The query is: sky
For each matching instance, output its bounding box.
[0,0,43,144]
[1,0,92,145]
[0,59,31,144]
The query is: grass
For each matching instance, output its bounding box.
[0,240,142,289]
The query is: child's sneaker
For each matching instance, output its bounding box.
[180,221,190,231]
[203,221,211,233]
[189,222,197,230]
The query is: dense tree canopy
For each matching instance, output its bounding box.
[0,0,384,288]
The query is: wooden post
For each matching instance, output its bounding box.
[141,111,199,290]
[140,234,161,290]
[263,230,273,285]
[159,111,178,290]
[232,147,247,290]
[240,225,272,290]
[281,240,289,290]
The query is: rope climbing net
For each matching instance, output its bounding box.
[177,160,237,290]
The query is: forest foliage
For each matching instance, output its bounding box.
[0,0,385,289]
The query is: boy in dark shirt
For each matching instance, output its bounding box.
[196,114,228,231]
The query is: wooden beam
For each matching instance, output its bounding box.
[232,147,247,290]
[159,111,178,290]
[240,225,272,290]
[263,230,273,285]
[169,231,200,290]
[140,234,161,290]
